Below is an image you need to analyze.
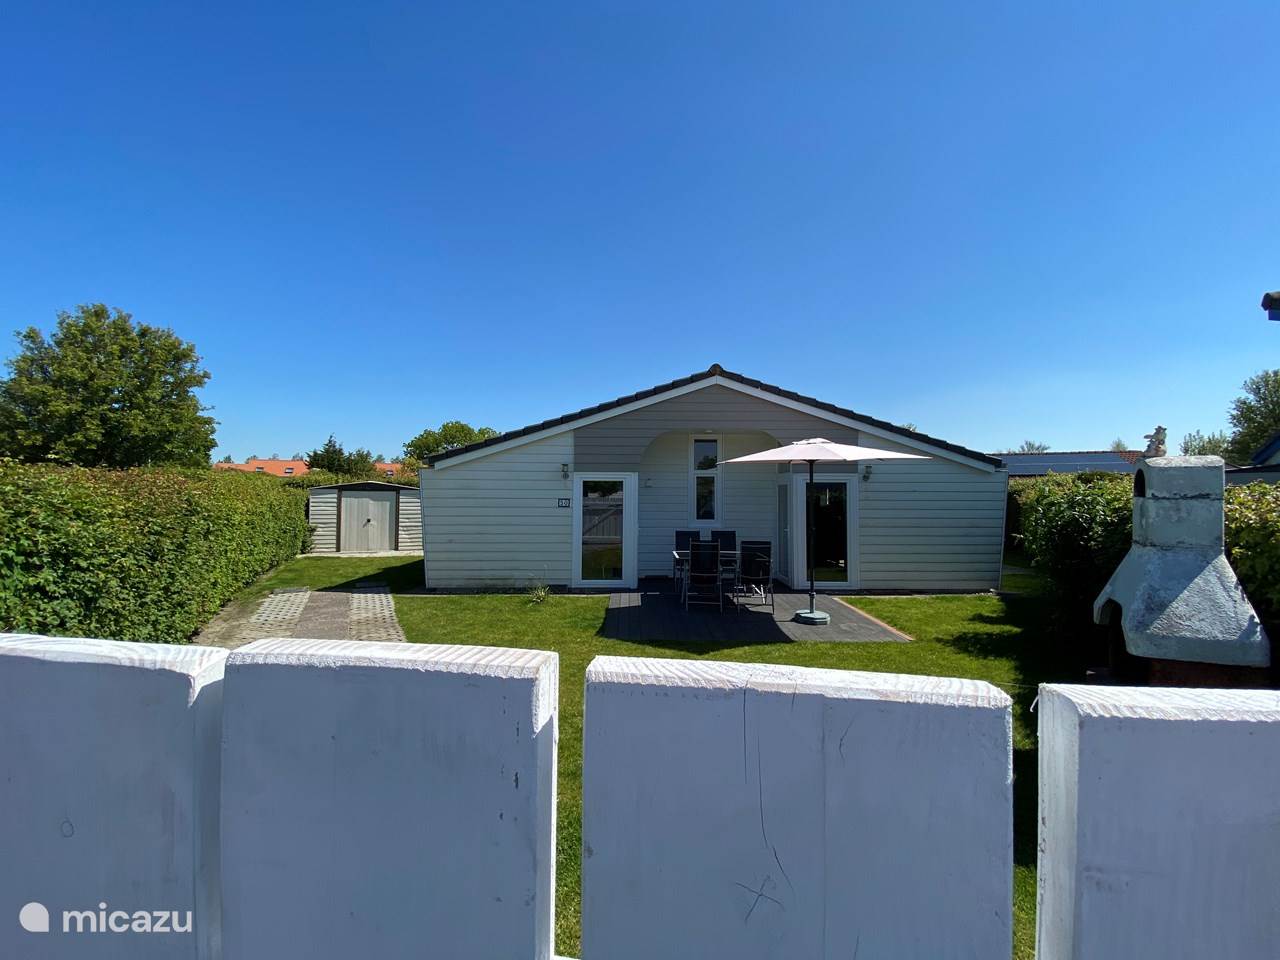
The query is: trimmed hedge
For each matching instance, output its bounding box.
[281,468,417,489]
[1013,472,1280,629]
[1013,473,1133,609]
[0,461,308,642]
[1224,482,1280,628]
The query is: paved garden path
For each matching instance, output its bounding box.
[198,582,405,649]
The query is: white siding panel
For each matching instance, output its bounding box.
[857,452,1008,590]
[397,490,422,552]
[574,385,861,470]
[637,431,687,577]
[308,489,338,552]
[720,433,779,565]
[423,434,573,588]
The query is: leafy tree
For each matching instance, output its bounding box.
[304,435,376,476]
[218,454,234,463]
[1180,429,1230,458]
[1108,437,1129,452]
[0,304,216,467]
[404,420,498,460]
[1225,370,1280,464]
[999,440,1050,454]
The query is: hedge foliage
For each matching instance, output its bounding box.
[1013,472,1280,627]
[281,468,417,489]
[1223,481,1280,627]
[0,461,308,642]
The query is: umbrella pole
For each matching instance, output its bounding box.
[795,458,830,625]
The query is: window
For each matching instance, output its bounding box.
[254,466,264,472]
[691,437,719,523]
[284,467,294,475]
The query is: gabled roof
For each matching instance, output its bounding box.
[1252,430,1280,465]
[427,364,1003,469]
[996,450,1141,476]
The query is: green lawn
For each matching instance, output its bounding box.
[232,554,424,601]
[224,556,1075,958]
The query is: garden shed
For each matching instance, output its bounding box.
[307,482,422,554]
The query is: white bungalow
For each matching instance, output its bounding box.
[418,365,1008,592]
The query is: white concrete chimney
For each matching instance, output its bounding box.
[1094,456,1269,667]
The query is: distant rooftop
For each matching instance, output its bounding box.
[995,450,1142,477]
[214,457,400,478]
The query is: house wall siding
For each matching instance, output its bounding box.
[574,385,861,469]
[422,383,1005,590]
[422,433,574,587]
[634,430,779,577]
[397,490,423,552]
[855,435,1008,590]
[308,489,338,552]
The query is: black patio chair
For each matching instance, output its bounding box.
[710,529,738,582]
[672,529,699,597]
[685,540,723,612]
[710,529,736,553]
[734,540,774,613]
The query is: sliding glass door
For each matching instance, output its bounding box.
[783,474,857,588]
[571,473,638,587]
[807,481,850,583]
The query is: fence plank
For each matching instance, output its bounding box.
[582,656,1013,959]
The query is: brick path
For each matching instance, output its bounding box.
[198,583,404,649]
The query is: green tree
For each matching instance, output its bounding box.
[0,304,215,468]
[218,454,234,463]
[1225,370,1280,464]
[1108,437,1129,452]
[303,435,376,476]
[404,420,498,460]
[1180,429,1230,458]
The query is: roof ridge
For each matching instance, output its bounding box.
[427,364,1002,468]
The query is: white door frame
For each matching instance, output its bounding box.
[776,479,792,586]
[571,472,639,588]
[786,472,860,590]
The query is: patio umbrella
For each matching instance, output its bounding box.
[720,438,928,624]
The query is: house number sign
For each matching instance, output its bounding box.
[557,498,571,508]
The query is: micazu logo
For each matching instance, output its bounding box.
[19,900,193,935]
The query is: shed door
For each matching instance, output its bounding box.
[341,491,397,552]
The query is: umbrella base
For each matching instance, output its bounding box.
[794,608,831,626]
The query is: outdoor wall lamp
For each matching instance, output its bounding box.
[561,463,571,479]
[862,465,873,481]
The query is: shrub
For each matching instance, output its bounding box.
[1013,472,1280,631]
[1224,482,1280,629]
[1014,472,1133,610]
[0,461,308,642]
[281,469,416,490]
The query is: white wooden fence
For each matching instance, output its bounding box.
[1,631,1278,959]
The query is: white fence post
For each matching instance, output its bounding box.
[0,633,227,959]
[581,656,1013,958]
[220,639,558,960]
[1037,683,1280,960]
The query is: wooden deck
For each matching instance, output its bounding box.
[600,581,910,647]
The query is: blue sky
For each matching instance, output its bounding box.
[1,1,1277,460]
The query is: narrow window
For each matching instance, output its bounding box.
[284,467,294,475]
[692,437,719,522]
[254,466,264,472]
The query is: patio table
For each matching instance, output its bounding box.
[671,549,739,566]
